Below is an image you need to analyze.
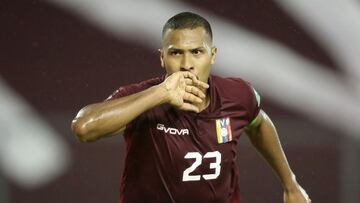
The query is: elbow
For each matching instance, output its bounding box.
[71,118,93,143]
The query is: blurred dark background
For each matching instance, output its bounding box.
[1,0,359,202]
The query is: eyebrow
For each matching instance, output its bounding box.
[167,46,205,51]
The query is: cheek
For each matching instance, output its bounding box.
[163,58,180,72]
[195,57,212,81]
[196,57,212,71]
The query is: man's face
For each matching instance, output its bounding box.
[160,27,217,83]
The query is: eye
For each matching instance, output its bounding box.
[170,50,181,56]
[192,49,203,55]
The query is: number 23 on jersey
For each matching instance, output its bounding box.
[182,151,221,182]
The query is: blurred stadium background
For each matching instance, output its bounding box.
[1,0,360,202]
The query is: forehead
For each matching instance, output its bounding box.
[162,27,210,49]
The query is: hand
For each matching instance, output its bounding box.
[284,185,311,203]
[161,71,209,112]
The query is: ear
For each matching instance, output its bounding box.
[210,47,217,65]
[159,48,165,68]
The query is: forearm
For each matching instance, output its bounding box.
[246,111,298,191]
[72,84,168,142]
[72,71,209,142]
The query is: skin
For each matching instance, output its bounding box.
[245,111,311,203]
[159,27,217,111]
[71,26,310,203]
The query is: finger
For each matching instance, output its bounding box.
[193,79,209,89]
[185,78,209,90]
[184,78,193,85]
[181,71,197,80]
[183,92,203,103]
[182,72,209,89]
[185,85,206,98]
[179,102,200,113]
[181,71,201,85]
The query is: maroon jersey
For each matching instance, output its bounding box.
[108,74,260,203]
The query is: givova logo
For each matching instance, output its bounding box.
[156,124,189,135]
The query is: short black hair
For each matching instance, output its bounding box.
[162,12,213,41]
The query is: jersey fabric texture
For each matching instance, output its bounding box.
[108,74,261,203]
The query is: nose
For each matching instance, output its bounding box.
[180,53,194,71]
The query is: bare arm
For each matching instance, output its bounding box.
[245,110,311,203]
[71,71,208,142]
[71,84,167,142]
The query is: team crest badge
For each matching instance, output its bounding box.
[215,117,232,144]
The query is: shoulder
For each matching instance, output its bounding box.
[128,76,165,91]
[107,76,165,100]
[211,74,254,96]
[211,74,251,87]
[211,74,261,121]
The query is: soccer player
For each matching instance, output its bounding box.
[71,12,311,203]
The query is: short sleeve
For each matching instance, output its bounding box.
[104,76,164,131]
[106,76,164,101]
